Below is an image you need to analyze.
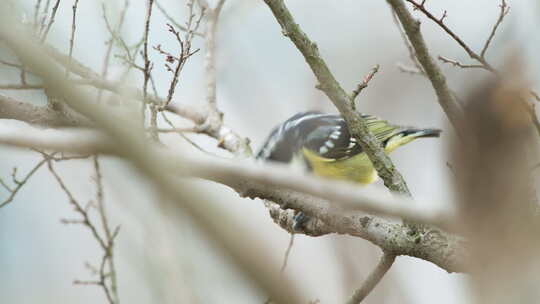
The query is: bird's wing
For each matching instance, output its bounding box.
[303,114,400,160]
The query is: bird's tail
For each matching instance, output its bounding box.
[405,128,442,138]
[383,127,441,152]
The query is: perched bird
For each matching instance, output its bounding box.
[257,111,440,229]
[257,111,441,183]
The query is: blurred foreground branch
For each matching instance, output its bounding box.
[0,10,304,301]
[0,120,466,273]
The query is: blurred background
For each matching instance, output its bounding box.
[1,0,539,303]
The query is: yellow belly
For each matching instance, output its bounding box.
[301,148,378,184]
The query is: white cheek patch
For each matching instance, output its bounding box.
[319,146,329,154]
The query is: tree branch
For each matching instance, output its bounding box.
[40,42,250,155]
[0,93,89,126]
[262,0,411,195]
[0,121,466,273]
[0,13,304,301]
[196,0,252,157]
[387,0,466,138]
[346,252,396,304]
[403,0,495,71]
[0,157,48,208]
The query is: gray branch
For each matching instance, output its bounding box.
[387,0,466,138]
[262,0,411,195]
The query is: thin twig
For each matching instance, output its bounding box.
[99,1,129,103]
[390,8,425,75]
[157,2,204,108]
[396,63,423,75]
[93,155,120,304]
[152,126,199,133]
[66,0,80,78]
[48,158,119,304]
[160,112,228,158]
[40,0,61,42]
[33,0,44,30]
[480,0,509,58]
[155,0,204,36]
[346,252,396,304]
[404,0,495,71]
[279,234,295,273]
[47,160,107,250]
[142,0,156,139]
[437,55,485,69]
[38,0,53,34]
[0,59,24,69]
[0,157,48,208]
[351,64,380,107]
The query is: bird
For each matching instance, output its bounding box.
[256,111,441,229]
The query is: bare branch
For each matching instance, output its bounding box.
[142,0,157,140]
[0,94,88,126]
[48,157,119,304]
[396,63,424,75]
[263,0,411,195]
[346,252,396,304]
[186,0,252,157]
[66,0,80,78]
[388,0,466,138]
[402,1,540,135]
[40,0,61,42]
[390,5,425,75]
[93,155,120,303]
[0,15,305,301]
[155,0,204,36]
[351,64,380,106]
[157,2,205,108]
[35,44,247,155]
[404,0,495,71]
[0,123,465,273]
[437,55,485,70]
[0,123,113,153]
[99,1,128,103]
[0,157,48,208]
[481,0,510,58]
[47,160,108,251]
[279,234,295,273]
[0,122,454,230]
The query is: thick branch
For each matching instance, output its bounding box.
[0,14,304,301]
[388,0,466,138]
[263,0,410,195]
[0,122,465,273]
[0,94,88,126]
